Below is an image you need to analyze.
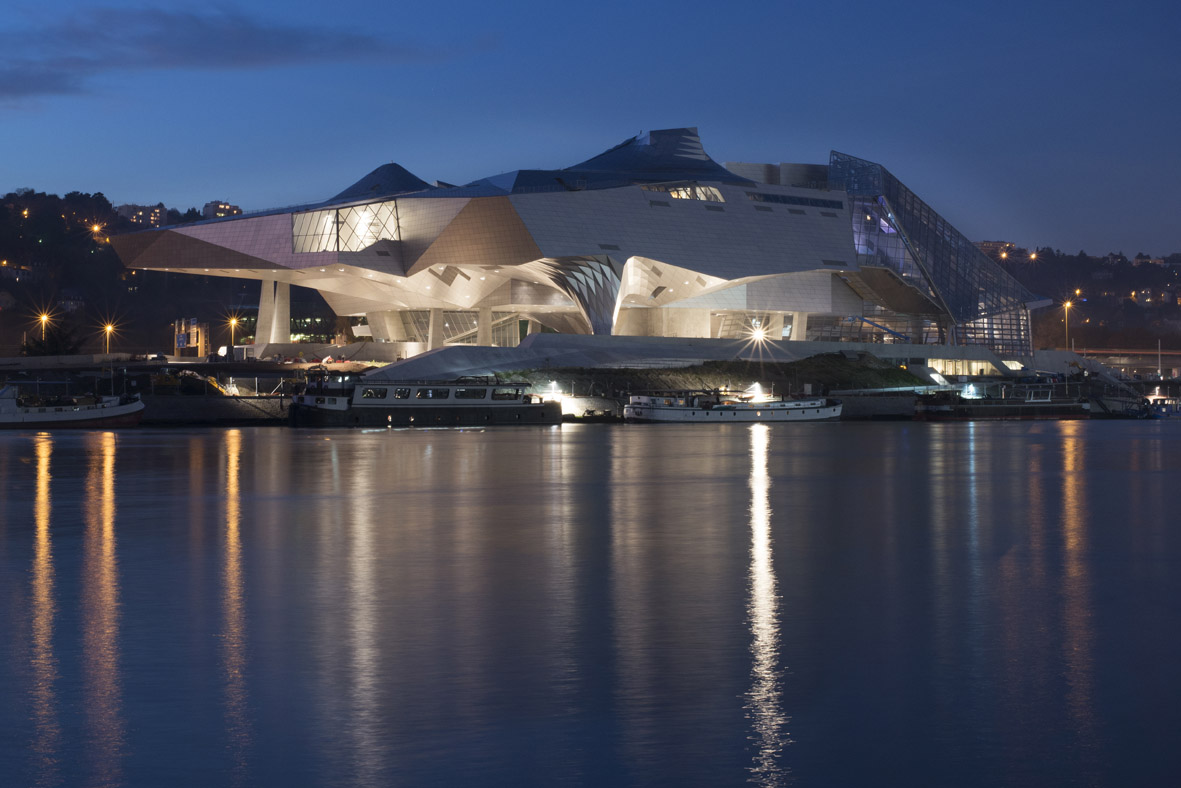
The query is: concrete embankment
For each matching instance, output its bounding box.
[141,395,288,425]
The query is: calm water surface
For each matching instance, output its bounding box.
[1,421,1180,787]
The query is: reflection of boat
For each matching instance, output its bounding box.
[915,381,1090,421]
[623,390,842,423]
[289,369,561,427]
[0,386,145,428]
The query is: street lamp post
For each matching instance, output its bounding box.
[104,323,114,354]
[1064,301,1072,350]
[39,313,49,341]
[229,317,238,360]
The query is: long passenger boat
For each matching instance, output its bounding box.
[914,381,1091,420]
[0,386,145,429]
[623,390,842,423]
[289,368,560,427]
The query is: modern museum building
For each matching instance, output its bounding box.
[112,127,1046,366]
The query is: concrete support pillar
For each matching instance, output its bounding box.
[527,319,541,335]
[427,308,444,350]
[790,311,809,341]
[477,307,493,345]
[367,311,408,343]
[257,279,275,343]
[765,313,785,339]
[655,308,711,338]
[256,280,291,344]
[271,281,290,343]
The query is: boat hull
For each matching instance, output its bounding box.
[915,401,1090,421]
[0,399,145,429]
[623,402,842,423]
[289,401,562,428]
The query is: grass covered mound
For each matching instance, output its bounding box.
[506,352,925,398]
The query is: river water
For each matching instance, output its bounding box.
[1,421,1179,787]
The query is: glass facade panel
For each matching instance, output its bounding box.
[829,151,1042,355]
[293,200,400,253]
[745,192,844,210]
[338,200,399,252]
[639,183,725,202]
[292,209,337,253]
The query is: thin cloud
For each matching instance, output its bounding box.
[0,7,445,100]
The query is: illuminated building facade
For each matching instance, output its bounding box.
[116,203,167,228]
[202,201,242,220]
[113,128,1043,358]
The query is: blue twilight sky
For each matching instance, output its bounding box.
[3,0,1179,255]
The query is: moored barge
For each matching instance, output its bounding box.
[289,368,560,428]
[623,390,842,423]
[915,381,1090,421]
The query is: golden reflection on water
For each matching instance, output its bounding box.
[83,432,125,785]
[222,429,251,782]
[1059,422,1097,748]
[30,433,60,787]
[745,424,789,785]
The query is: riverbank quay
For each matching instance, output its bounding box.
[0,354,367,425]
[2,337,1169,424]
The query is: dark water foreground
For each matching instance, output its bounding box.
[1,421,1180,787]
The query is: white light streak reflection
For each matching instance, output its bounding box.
[347,494,383,786]
[745,424,789,785]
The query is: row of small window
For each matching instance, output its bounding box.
[361,386,523,400]
[745,193,844,210]
[639,183,725,202]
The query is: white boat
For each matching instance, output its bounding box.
[0,386,145,429]
[289,369,561,427]
[623,391,842,423]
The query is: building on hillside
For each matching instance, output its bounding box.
[116,203,167,227]
[976,240,1016,261]
[202,201,242,220]
[113,128,1047,359]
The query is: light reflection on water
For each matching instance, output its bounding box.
[30,434,59,788]
[83,431,124,787]
[221,429,250,785]
[1,421,1181,787]
[745,424,789,785]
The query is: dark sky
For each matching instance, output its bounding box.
[3,0,1178,255]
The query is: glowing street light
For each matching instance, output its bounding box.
[228,316,239,356]
[1063,301,1072,349]
[103,323,115,354]
[39,312,50,341]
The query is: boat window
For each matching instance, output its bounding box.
[415,388,451,399]
[454,388,487,400]
[393,388,411,399]
[492,388,520,401]
[361,387,387,399]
